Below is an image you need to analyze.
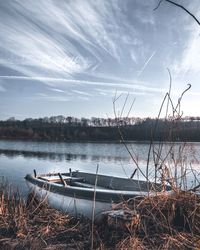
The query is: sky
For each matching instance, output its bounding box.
[0,0,199,120]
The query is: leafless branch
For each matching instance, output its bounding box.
[112,94,149,182]
[173,84,191,117]
[165,68,172,118]
[153,0,164,11]
[120,93,129,118]
[126,98,135,118]
[154,0,200,26]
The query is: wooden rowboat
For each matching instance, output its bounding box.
[25,169,169,220]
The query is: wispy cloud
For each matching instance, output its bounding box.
[0,80,6,92]
[174,31,200,75]
[0,0,157,82]
[35,92,90,102]
[0,0,101,76]
[35,93,70,102]
[37,93,48,97]
[0,75,167,94]
[137,51,156,77]
[71,90,92,96]
[50,88,65,93]
[0,85,6,92]
[95,88,153,96]
[1,0,198,119]
[0,0,124,77]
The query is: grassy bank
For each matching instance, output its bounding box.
[0,181,200,250]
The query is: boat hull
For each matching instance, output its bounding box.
[25,171,168,220]
[27,181,113,220]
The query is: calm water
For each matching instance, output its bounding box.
[0,140,200,195]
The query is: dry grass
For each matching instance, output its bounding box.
[0,184,91,250]
[108,191,200,249]
[0,181,200,249]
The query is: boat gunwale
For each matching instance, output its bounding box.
[25,172,167,203]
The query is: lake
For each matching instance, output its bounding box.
[0,140,200,196]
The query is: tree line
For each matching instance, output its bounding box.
[0,115,200,141]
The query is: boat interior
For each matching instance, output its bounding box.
[33,169,166,192]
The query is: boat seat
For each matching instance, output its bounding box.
[71,181,95,188]
[38,176,84,184]
[72,181,108,190]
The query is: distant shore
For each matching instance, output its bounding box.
[1,116,200,142]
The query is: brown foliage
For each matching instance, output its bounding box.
[0,182,200,249]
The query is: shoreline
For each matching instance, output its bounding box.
[0,182,200,250]
[1,138,199,143]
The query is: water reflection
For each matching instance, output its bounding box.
[0,149,130,163]
[0,140,200,196]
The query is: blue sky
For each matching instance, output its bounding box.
[0,0,199,120]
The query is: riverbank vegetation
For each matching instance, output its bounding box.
[1,116,200,141]
[0,182,200,250]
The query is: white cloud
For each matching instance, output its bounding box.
[180,32,200,73]
[0,1,94,77]
[0,80,6,92]
[35,94,70,102]
[137,51,156,77]
[37,93,47,97]
[50,88,65,93]
[1,0,198,119]
[0,0,131,77]
[171,24,200,78]
[71,90,92,96]
[0,0,158,82]
[130,50,138,64]
[95,88,153,97]
[0,75,167,94]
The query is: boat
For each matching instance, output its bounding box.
[25,169,170,220]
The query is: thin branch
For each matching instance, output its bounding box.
[112,95,149,182]
[166,0,200,26]
[126,98,135,118]
[120,93,129,118]
[173,84,191,117]
[154,0,200,26]
[146,91,172,175]
[113,90,122,103]
[188,183,200,193]
[165,68,172,118]
[91,164,99,250]
[153,0,164,11]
